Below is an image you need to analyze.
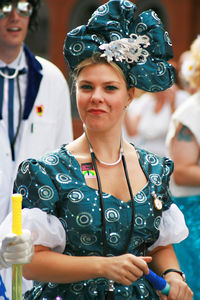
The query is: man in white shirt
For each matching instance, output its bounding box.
[0,1,73,298]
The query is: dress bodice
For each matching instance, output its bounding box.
[14,145,174,300]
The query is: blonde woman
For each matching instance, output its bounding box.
[0,1,193,299]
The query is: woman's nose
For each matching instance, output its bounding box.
[91,88,103,103]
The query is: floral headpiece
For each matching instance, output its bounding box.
[63,0,175,92]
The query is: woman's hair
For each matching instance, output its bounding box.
[189,37,200,88]
[181,37,200,89]
[73,52,129,89]
[28,0,41,31]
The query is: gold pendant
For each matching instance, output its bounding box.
[152,192,162,210]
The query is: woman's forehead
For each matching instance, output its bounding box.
[78,63,125,82]
[78,63,123,80]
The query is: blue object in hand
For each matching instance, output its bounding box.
[144,269,170,296]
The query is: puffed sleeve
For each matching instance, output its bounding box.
[12,158,66,252]
[0,208,66,253]
[148,203,189,251]
[148,157,188,250]
[14,158,59,214]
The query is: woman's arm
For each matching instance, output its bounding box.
[148,245,193,300]
[147,244,180,275]
[169,123,200,186]
[23,245,104,283]
[23,245,151,285]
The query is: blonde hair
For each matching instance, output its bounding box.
[189,37,200,88]
[73,53,129,89]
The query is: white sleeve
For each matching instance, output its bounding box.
[148,203,189,251]
[0,208,66,253]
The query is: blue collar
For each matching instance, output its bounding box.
[23,44,43,119]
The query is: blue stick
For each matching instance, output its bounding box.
[144,269,170,296]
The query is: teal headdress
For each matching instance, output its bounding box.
[63,0,175,92]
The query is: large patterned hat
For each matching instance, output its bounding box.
[63,0,175,92]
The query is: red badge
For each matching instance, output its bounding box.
[36,105,44,116]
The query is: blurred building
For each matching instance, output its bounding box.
[26,0,200,139]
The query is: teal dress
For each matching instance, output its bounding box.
[14,145,174,300]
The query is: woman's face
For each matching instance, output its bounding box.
[76,63,134,133]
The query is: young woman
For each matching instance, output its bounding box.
[0,1,193,299]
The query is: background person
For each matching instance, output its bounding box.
[0,0,73,298]
[123,84,189,157]
[0,1,193,299]
[166,35,200,300]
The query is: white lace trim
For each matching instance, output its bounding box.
[99,34,150,63]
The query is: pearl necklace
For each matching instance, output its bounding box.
[96,152,122,166]
[83,124,123,166]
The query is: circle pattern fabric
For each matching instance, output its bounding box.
[15,145,173,299]
[64,0,175,92]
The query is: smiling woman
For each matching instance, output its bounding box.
[0,0,193,300]
[75,57,134,135]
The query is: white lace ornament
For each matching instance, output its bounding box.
[99,34,150,63]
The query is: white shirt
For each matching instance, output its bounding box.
[166,91,200,197]
[123,90,189,157]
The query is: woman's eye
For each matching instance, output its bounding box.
[106,85,118,91]
[80,84,93,90]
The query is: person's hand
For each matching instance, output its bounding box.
[158,272,193,300]
[102,254,152,286]
[0,229,34,269]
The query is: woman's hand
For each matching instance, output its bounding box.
[0,229,34,269]
[158,272,193,300]
[102,254,152,286]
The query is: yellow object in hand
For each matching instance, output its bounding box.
[12,193,23,300]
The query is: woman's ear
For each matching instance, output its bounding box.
[127,86,135,105]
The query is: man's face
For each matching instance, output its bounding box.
[0,1,30,53]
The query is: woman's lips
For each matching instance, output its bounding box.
[88,109,106,114]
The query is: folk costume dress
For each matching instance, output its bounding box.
[9,145,188,300]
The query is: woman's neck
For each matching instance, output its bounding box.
[83,128,122,165]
